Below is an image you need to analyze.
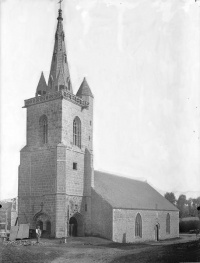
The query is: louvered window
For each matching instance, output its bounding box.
[73,117,81,148]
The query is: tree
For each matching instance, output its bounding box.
[187,198,194,216]
[177,194,188,218]
[164,192,176,205]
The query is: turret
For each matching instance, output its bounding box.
[36,72,48,96]
[76,77,94,102]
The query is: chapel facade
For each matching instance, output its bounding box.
[18,7,179,242]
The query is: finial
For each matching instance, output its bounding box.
[58,0,63,10]
[57,0,63,20]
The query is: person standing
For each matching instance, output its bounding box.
[36,226,42,243]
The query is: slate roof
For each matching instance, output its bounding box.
[93,171,178,211]
[47,8,72,93]
[76,77,94,98]
[36,72,47,94]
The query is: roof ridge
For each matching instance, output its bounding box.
[94,170,146,184]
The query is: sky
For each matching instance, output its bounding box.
[0,0,200,200]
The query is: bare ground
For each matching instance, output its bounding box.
[0,234,200,263]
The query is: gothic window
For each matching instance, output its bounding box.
[73,117,81,148]
[166,213,170,234]
[64,54,67,63]
[135,213,142,238]
[39,115,48,144]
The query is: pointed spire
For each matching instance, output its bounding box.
[76,77,94,98]
[36,72,47,96]
[47,7,72,93]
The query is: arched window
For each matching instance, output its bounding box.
[166,213,170,234]
[39,115,48,144]
[73,117,81,148]
[135,213,142,238]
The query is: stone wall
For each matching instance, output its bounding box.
[26,99,62,147]
[91,189,113,240]
[18,93,93,238]
[113,209,179,243]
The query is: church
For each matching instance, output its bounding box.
[18,7,179,243]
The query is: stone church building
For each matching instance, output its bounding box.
[18,7,179,243]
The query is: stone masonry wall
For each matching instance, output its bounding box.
[27,99,62,147]
[18,147,57,236]
[19,93,93,238]
[91,189,113,240]
[113,209,179,243]
[55,97,93,237]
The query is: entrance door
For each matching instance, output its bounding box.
[69,217,78,237]
[155,224,159,241]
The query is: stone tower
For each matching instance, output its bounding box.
[18,7,94,238]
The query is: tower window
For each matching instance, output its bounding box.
[89,136,90,141]
[73,117,81,148]
[73,162,77,170]
[90,121,92,126]
[64,54,67,63]
[39,115,48,144]
[135,213,142,238]
[85,204,87,212]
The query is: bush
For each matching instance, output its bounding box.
[179,220,200,233]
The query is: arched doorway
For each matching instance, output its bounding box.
[69,217,78,237]
[155,223,160,241]
[33,212,51,238]
[46,221,51,237]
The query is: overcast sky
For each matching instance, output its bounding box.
[1,0,200,200]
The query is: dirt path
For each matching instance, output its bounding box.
[0,234,199,263]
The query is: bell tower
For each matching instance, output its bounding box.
[18,6,94,238]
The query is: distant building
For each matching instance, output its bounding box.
[0,198,18,232]
[18,6,179,242]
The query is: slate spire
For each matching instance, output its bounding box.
[48,8,72,93]
[36,72,47,96]
[76,77,94,98]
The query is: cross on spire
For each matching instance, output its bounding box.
[58,0,63,10]
[47,2,73,93]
